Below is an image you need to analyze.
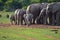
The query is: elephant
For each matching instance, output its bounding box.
[35,8,47,24]
[36,2,60,25]
[14,9,26,25]
[9,14,15,25]
[46,2,60,25]
[26,3,48,24]
[23,13,33,26]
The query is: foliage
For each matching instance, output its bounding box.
[0,0,60,11]
[0,11,14,23]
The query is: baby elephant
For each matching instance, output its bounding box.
[23,13,33,26]
[9,14,15,25]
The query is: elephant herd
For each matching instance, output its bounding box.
[9,2,60,26]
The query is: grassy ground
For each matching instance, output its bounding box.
[0,11,14,23]
[0,12,60,40]
[0,27,60,40]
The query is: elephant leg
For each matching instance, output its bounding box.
[42,16,45,24]
[17,18,19,25]
[43,16,46,24]
[17,16,22,25]
[33,18,35,24]
[56,13,60,25]
[35,18,38,24]
[20,18,23,25]
[27,19,30,26]
[40,17,43,24]
[15,15,17,25]
[29,19,32,25]
[23,19,26,25]
[17,16,19,25]
[44,15,49,24]
[45,15,48,25]
[44,16,46,24]
[18,18,22,25]
[49,17,52,25]
[24,18,27,25]
[26,19,29,26]
[48,13,52,25]
[52,14,55,25]
[15,20,17,25]
[15,18,17,25]
[17,15,20,25]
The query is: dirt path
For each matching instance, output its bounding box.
[0,23,60,40]
[0,23,60,29]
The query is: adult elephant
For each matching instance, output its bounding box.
[35,8,47,24]
[14,9,26,25]
[46,2,60,25]
[36,2,60,25]
[26,3,48,24]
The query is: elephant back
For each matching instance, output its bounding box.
[26,3,48,17]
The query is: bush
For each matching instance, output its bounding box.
[6,14,9,18]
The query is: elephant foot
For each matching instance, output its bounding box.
[48,22,52,25]
[32,23,35,24]
[24,23,26,25]
[17,23,22,25]
[15,22,17,25]
[44,23,49,25]
[43,23,47,25]
[17,23,19,25]
[56,24,60,26]
[15,23,17,25]
[51,23,56,26]
[26,24,30,27]
[25,23,31,26]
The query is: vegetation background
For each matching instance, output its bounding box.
[0,0,60,12]
[0,0,60,40]
[0,0,60,23]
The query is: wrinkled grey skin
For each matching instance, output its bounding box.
[9,14,15,25]
[36,8,46,24]
[23,13,33,26]
[36,2,60,25]
[46,2,60,25]
[26,3,48,24]
[14,9,26,25]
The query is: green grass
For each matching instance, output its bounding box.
[0,12,60,40]
[0,27,60,40]
[0,11,14,23]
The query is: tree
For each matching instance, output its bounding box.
[39,0,48,3]
[0,0,4,11]
[22,0,31,6]
[4,0,22,11]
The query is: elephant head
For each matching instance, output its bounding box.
[46,2,60,25]
[23,13,33,26]
[9,14,15,25]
